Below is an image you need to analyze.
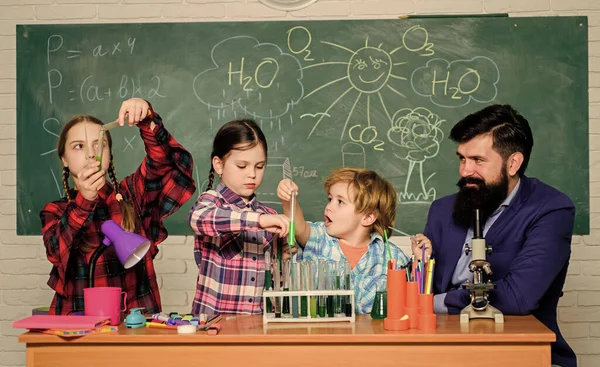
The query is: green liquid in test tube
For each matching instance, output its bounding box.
[335,273,343,316]
[300,296,308,317]
[344,261,352,317]
[282,259,291,318]
[287,190,296,248]
[300,261,308,317]
[327,261,335,317]
[264,250,273,314]
[291,262,299,318]
[274,258,281,318]
[307,261,317,318]
[310,297,318,318]
[318,259,327,317]
[275,239,284,318]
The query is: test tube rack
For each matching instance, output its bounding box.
[262,289,355,324]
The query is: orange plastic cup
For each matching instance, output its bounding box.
[417,293,436,331]
[384,269,409,331]
[405,281,419,329]
[386,269,406,319]
[418,313,437,331]
[406,307,419,329]
[406,281,419,308]
[419,293,434,315]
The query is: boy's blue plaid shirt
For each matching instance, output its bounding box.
[297,222,410,314]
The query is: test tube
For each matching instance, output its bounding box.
[308,261,317,318]
[327,261,336,317]
[288,190,296,248]
[335,261,344,317]
[274,258,281,318]
[95,128,105,171]
[264,250,273,314]
[317,259,327,317]
[289,190,298,319]
[282,259,291,318]
[300,261,308,317]
[291,261,299,318]
[344,261,352,317]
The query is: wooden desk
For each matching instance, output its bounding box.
[19,314,554,367]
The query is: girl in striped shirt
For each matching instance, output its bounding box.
[189,119,290,314]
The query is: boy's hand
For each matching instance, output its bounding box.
[277,179,299,202]
[259,214,290,237]
[411,234,432,261]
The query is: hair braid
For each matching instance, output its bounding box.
[108,160,135,232]
[206,166,215,191]
[62,167,72,200]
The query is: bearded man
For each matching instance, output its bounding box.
[413,104,576,367]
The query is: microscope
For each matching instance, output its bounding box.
[460,209,504,324]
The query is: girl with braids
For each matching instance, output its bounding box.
[41,98,196,315]
[189,119,290,314]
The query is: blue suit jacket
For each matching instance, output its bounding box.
[424,176,576,367]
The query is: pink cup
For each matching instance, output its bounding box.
[84,287,127,326]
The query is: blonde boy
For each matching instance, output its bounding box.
[277,168,409,314]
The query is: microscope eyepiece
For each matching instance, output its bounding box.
[473,208,483,239]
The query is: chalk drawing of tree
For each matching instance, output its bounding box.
[386,107,445,203]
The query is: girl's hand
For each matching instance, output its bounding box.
[259,214,290,237]
[77,160,105,201]
[411,234,432,261]
[117,98,150,126]
[277,179,299,202]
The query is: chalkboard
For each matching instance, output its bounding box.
[16,16,589,236]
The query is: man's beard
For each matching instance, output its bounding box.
[452,168,509,228]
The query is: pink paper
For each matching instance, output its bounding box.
[13,315,110,330]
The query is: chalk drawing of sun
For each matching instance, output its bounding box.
[301,37,408,140]
[347,44,394,93]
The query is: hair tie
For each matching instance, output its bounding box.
[115,193,123,202]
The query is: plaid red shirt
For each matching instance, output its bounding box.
[40,106,196,315]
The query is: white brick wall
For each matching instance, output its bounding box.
[225,3,284,18]
[98,4,162,18]
[484,0,551,13]
[0,1,597,366]
[163,4,226,18]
